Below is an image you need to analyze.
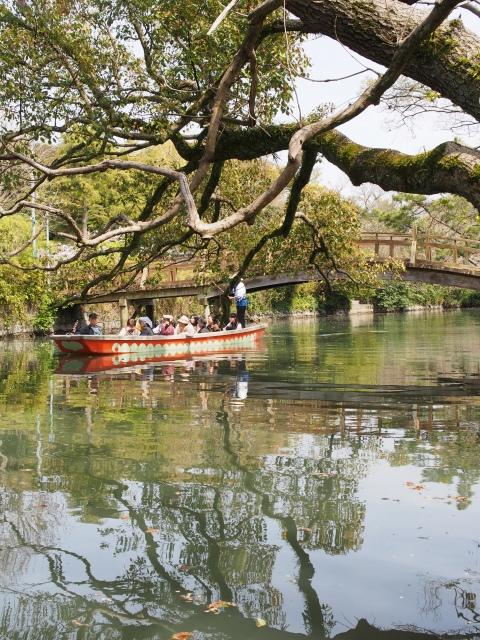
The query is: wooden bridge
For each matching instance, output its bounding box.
[86,231,480,322]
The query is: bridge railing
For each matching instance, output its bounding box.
[358,232,480,270]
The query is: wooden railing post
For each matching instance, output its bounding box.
[425,232,432,261]
[410,225,417,265]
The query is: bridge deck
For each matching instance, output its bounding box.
[85,232,480,305]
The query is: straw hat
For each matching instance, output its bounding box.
[163,314,173,321]
[177,315,190,325]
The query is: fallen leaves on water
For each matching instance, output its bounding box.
[119,513,130,520]
[255,618,267,628]
[405,482,425,491]
[205,600,236,614]
[180,593,194,602]
[145,527,159,534]
[178,564,192,572]
[455,496,468,503]
[171,633,193,640]
[71,619,91,627]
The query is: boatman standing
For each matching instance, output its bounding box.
[229,279,248,328]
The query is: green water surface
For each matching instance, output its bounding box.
[1,311,480,639]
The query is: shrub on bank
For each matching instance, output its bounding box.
[249,281,480,317]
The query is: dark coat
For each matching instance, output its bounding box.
[76,324,102,336]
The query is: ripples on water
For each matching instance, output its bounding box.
[0,311,480,639]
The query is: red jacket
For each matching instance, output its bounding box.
[160,324,175,335]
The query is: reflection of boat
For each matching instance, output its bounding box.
[51,323,266,355]
[56,347,260,375]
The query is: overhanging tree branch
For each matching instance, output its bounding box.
[284,0,480,122]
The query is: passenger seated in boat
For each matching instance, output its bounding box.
[118,318,139,337]
[77,312,102,335]
[190,315,199,330]
[142,316,153,329]
[175,314,196,337]
[208,316,221,332]
[197,318,209,333]
[139,317,154,336]
[154,314,175,335]
[225,313,242,331]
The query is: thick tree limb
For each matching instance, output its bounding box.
[208,125,480,209]
[318,132,480,207]
[283,0,480,121]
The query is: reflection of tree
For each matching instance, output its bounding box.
[0,408,370,638]
[2,342,480,638]
[387,428,480,506]
[422,577,480,626]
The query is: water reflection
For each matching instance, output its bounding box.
[0,314,480,639]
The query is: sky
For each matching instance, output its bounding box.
[291,4,480,196]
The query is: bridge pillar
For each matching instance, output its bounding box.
[203,296,210,322]
[119,297,129,328]
[198,295,211,321]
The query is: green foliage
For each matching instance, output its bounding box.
[249,283,321,315]
[0,0,307,146]
[374,193,480,238]
[373,282,418,312]
[32,292,57,332]
[0,218,61,331]
[372,281,460,312]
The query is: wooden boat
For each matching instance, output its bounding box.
[51,323,266,356]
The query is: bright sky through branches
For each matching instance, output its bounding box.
[295,5,480,194]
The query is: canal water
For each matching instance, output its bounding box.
[1,311,480,639]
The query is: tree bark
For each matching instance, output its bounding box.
[203,125,480,209]
[283,0,480,121]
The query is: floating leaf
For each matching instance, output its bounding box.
[256,618,267,628]
[146,527,159,534]
[205,600,236,614]
[71,619,91,627]
[180,593,193,601]
[178,564,192,572]
[171,633,193,640]
[119,513,130,520]
[405,482,424,491]
[455,496,468,502]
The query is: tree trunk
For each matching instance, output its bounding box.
[284,0,480,121]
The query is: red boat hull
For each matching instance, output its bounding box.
[51,323,266,356]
